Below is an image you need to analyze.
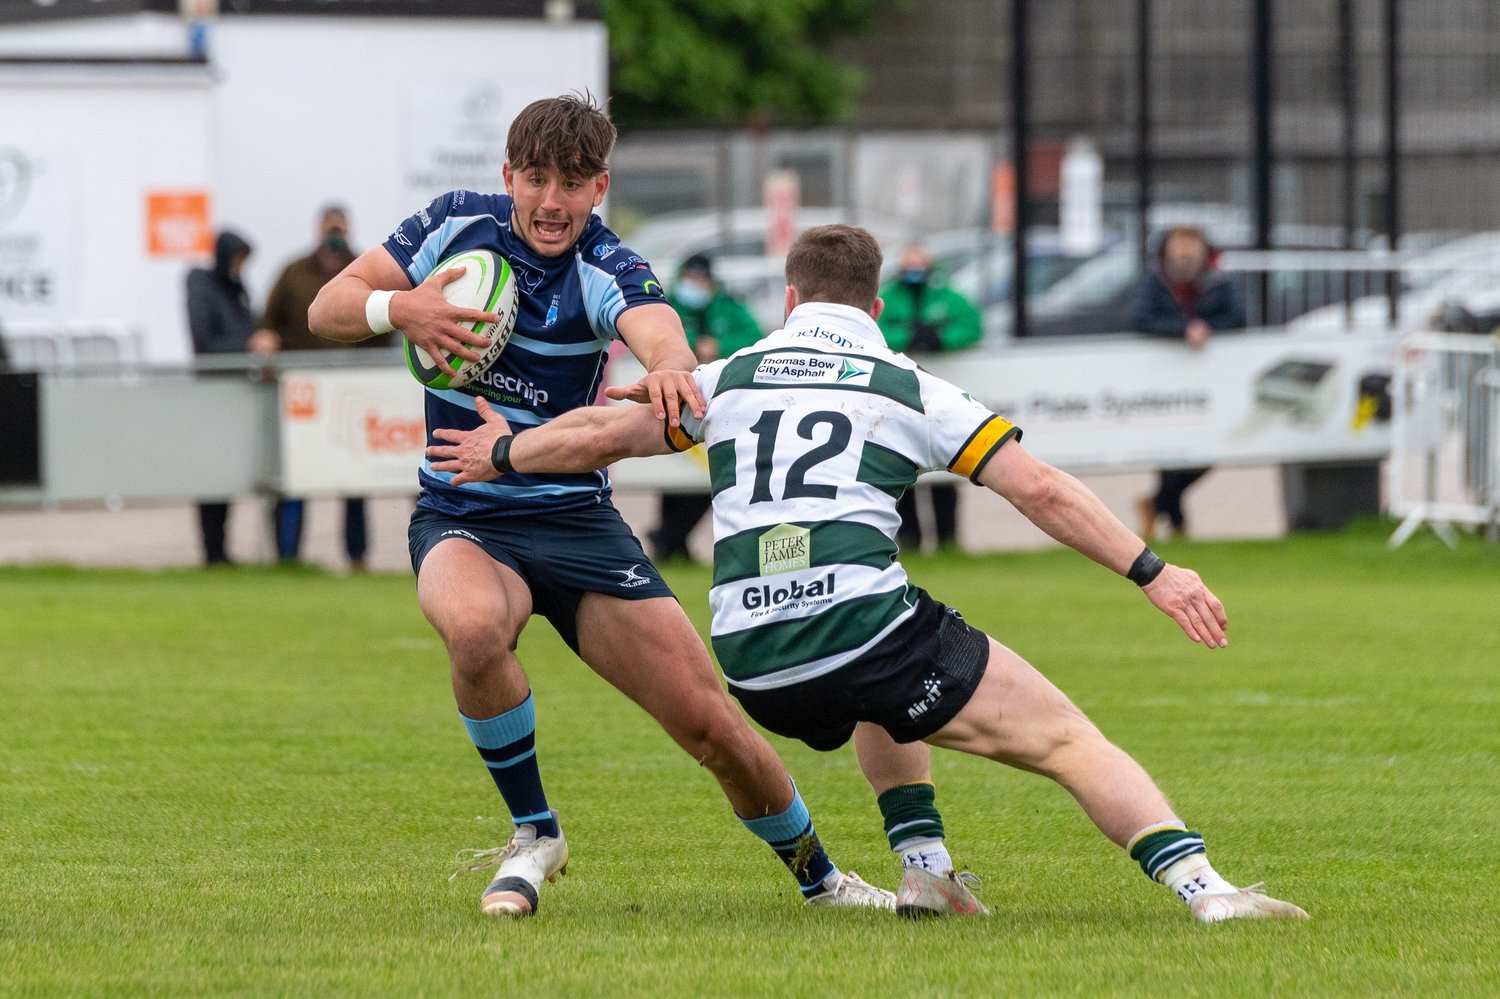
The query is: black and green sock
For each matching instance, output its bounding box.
[1127,820,1206,882]
[878,780,951,874]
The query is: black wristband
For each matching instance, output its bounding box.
[489,434,517,474]
[1127,546,1166,587]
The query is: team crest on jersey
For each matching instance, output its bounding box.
[758,523,811,576]
[508,259,544,294]
[753,354,872,387]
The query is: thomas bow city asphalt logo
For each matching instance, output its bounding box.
[753,353,872,386]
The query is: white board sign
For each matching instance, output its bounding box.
[278,369,425,496]
[274,331,1399,497]
[398,79,510,209]
[606,330,1399,492]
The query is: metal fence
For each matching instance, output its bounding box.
[1388,332,1500,545]
[610,0,1500,337]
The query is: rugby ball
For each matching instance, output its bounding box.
[404,248,518,389]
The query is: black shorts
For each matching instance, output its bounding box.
[408,502,675,654]
[732,590,990,752]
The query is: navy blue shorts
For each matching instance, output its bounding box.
[408,502,676,654]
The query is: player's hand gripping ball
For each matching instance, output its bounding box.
[404,248,518,389]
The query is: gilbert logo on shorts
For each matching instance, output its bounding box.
[753,354,872,387]
[615,564,652,588]
[758,524,811,576]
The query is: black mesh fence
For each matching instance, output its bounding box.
[611,0,1500,334]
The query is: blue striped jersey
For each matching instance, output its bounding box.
[382,190,667,516]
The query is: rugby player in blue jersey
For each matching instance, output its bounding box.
[308,96,892,917]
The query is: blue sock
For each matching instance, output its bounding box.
[461,693,559,840]
[740,785,838,898]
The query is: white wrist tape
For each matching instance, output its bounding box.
[365,289,397,334]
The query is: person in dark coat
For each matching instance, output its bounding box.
[1129,227,1246,540]
[186,231,277,565]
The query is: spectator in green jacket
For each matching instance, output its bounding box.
[670,253,762,362]
[877,244,984,552]
[650,254,763,561]
[877,244,983,353]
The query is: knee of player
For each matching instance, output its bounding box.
[439,614,519,672]
[1043,715,1111,764]
[678,703,754,769]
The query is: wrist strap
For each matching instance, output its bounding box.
[1127,546,1166,587]
[365,289,396,334]
[490,434,517,474]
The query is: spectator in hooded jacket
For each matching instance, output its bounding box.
[1129,226,1246,540]
[186,231,278,565]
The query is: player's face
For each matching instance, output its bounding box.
[503,163,609,257]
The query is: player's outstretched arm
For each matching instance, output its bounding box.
[613,302,706,426]
[307,247,499,377]
[976,441,1229,649]
[427,398,673,485]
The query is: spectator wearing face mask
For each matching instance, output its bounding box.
[876,244,983,553]
[260,205,393,571]
[1129,226,1246,541]
[649,254,762,562]
[187,231,280,566]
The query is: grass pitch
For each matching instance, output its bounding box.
[2,522,1498,996]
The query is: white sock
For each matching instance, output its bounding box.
[1161,854,1237,903]
[895,836,953,874]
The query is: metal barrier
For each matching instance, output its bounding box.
[0,348,403,507]
[0,320,145,370]
[1388,331,1500,546]
[1218,243,1499,330]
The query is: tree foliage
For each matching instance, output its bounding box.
[602,0,900,129]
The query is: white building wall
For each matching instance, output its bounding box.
[0,12,607,362]
[209,16,608,304]
[0,64,214,360]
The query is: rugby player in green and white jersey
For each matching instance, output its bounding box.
[428,224,1309,923]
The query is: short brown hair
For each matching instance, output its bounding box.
[785,224,884,309]
[506,93,617,180]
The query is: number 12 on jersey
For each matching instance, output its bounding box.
[747,409,853,504]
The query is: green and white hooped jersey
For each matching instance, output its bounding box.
[664,302,1021,692]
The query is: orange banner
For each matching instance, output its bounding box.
[146,191,213,257]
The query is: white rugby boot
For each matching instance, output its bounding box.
[895,867,990,918]
[1188,883,1309,923]
[805,870,896,910]
[451,816,569,918]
